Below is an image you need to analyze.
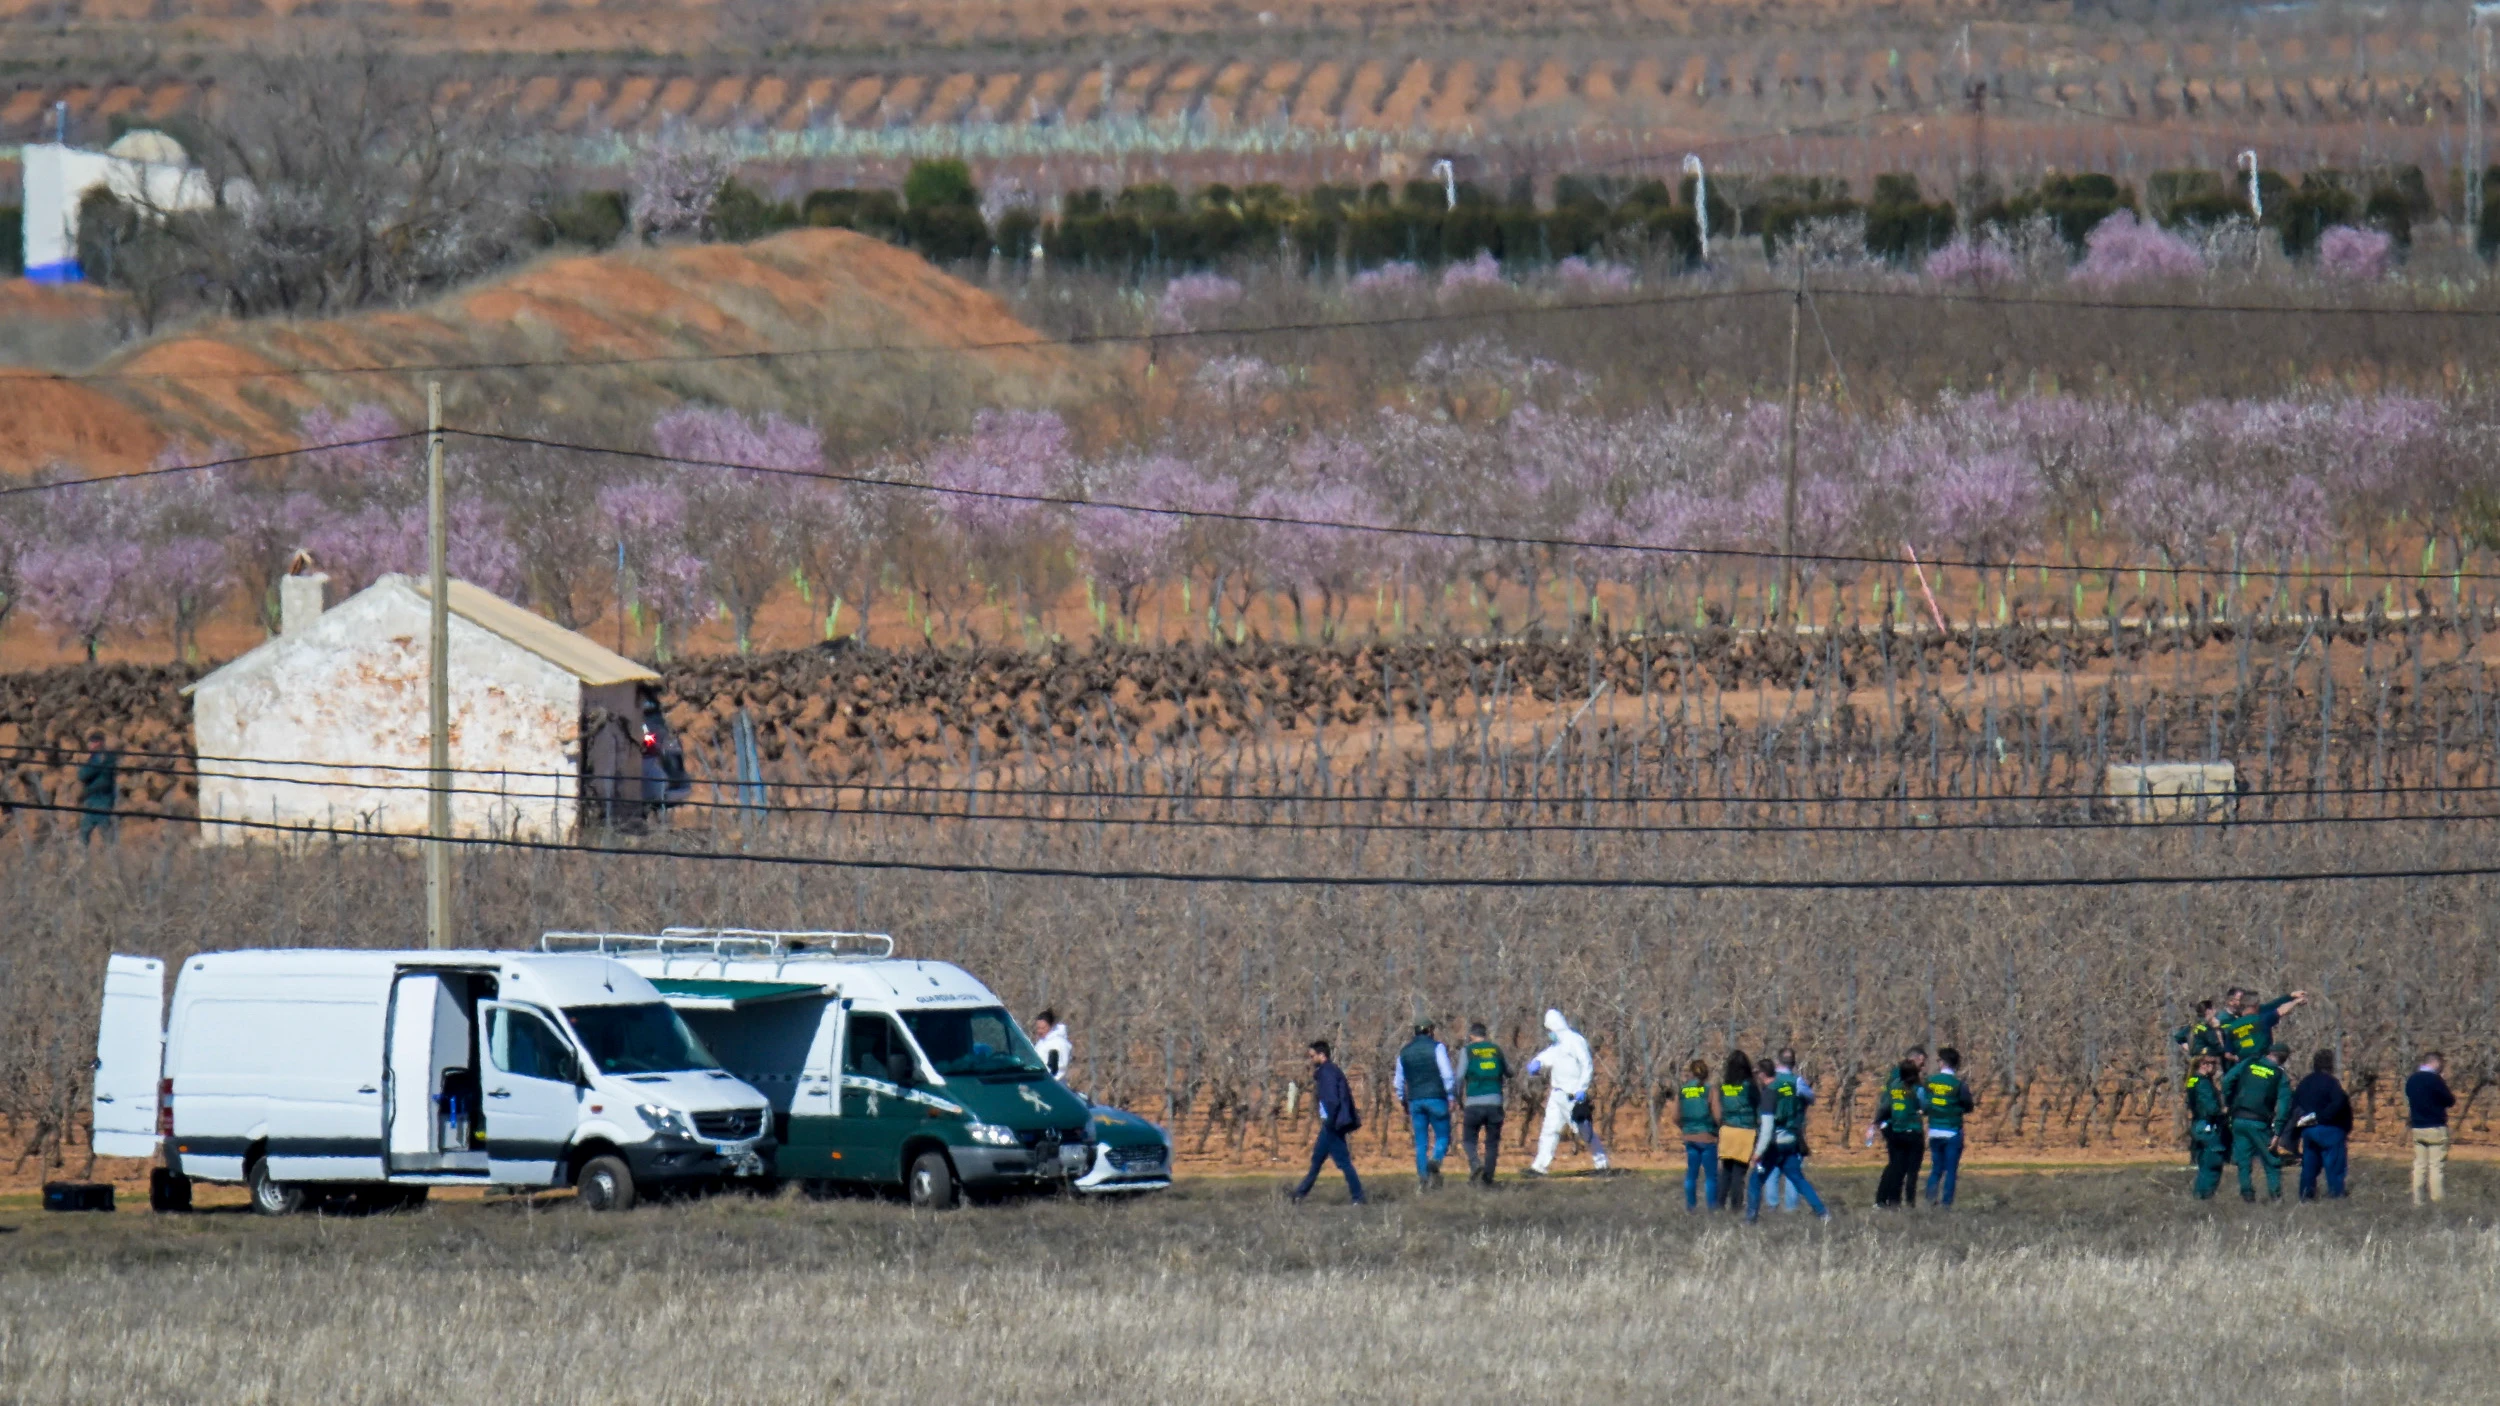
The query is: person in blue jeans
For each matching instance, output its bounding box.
[1291,1040,1366,1205]
[1392,1022,1456,1191]
[1675,1060,1721,1210]
[2291,1048,2352,1201]
[1745,1063,1830,1222]
[1922,1048,1977,1207]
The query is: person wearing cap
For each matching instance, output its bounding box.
[1457,1022,1511,1186]
[2184,1052,2229,1200]
[1393,1021,1457,1191]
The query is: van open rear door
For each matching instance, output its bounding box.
[92,955,167,1158]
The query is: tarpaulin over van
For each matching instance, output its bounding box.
[647,978,829,1011]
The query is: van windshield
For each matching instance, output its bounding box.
[899,1006,1047,1078]
[563,1003,722,1075]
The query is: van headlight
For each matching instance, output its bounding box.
[636,1104,692,1139]
[966,1122,1020,1147]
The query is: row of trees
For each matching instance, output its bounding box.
[4,363,2487,660]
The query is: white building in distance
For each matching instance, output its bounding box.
[185,573,660,842]
[20,129,215,283]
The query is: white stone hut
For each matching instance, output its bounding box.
[185,572,659,842]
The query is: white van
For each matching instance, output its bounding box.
[92,949,775,1214]
[541,929,1174,1206]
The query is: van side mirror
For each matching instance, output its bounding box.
[886,1051,916,1087]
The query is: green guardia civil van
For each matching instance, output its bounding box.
[541,929,1172,1207]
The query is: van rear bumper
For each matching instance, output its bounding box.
[623,1134,773,1185]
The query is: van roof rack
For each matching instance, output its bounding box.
[539,928,896,961]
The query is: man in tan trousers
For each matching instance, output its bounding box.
[2404,1051,2457,1205]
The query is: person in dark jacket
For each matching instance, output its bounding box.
[1392,1022,1455,1191]
[2220,1045,2294,1202]
[2406,1052,2456,1206]
[76,732,118,845]
[1870,1059,1926,1209]
[1457,1022,1511,1187]
[1291,1040,1366,1205]
[2290,1049,2353,1201]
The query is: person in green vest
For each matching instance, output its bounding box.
[1393,1021,1456,1191]
[1676,1059,1721,1210]
[2184,1053,2229,1200]
[2218,989,2307,1068]
[2171,1000,2229,1066]
[1921,1048,1977,1207]
[1715,1050,1757,1212]
[1457,1022,1511,1186]
[1744,1060,1830,1223]
[2219,1044,2294,1202]
[1872,1058,1927,1208]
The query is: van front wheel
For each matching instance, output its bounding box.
[247,1160,303,1216]
[907,1150,959,1210]
[575,1155,637,1212]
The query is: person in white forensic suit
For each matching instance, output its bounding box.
[1031,1009,1074,1084]
[1522,1008,1609,1175]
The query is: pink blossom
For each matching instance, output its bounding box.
[1156,273,1245,332]
[928,409,1072,547]
[2069,211,2205,291]
[1438,251,1505,298]
[1555,257,1634,297]
[1924,238,2017,286]
[2317,226,2392,282]
[1347,261,1425,299]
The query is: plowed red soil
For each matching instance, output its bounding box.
[0,229,1109,474]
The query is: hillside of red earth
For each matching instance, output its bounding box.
[0,229,1112,475]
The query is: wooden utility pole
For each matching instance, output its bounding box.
[1778,257,1804,625]
[425,381,453,950]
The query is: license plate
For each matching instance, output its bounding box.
[715,1144,738,1157]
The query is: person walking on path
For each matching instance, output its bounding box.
[2185,1054,2229,1200]
[1457,1022,1510,1186]
[77,732,119,845]
[1675,1060,1721,1210]
[1715,1050,1756,1211]
[1290,1041,1366,1205]
[2406,1052,2456,1206]
[1393,1022,1456,1191]
[1030,1010,1073,1085]
[1922,1048,1977,1207]
[1523,1009,1608,1176]
[2220,1044,2294,1202]
[2290,1050,2353,1201]
[2219,990,2308,1067]
[1871,1059,1927,1208]
[1745,1060,1830,1222]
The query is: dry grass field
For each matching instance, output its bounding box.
[0,1165,2493,1402]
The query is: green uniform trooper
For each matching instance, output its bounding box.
[2184,1063,2229,1200]
[1715,1077,1758,1210]
[2171,1016,2229,1066]
[2217,996,2298,1067]
[1676,1081,1718,1138]
[1881,1072,1925,1135]
[2220,1049,2294,1201]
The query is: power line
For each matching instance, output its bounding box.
[21,287,1773,386]
[449,425,2500,585]
[14,279,2496,389]
[26,748,2500,837]
[29,741,2500,810]
[24,795,2500,890]
[0,433,427,499]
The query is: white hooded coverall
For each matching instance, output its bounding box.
[1034,1023,1074,1083]
[1523,1008,1608,1172]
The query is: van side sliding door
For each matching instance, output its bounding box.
[479,1002,581,1187]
